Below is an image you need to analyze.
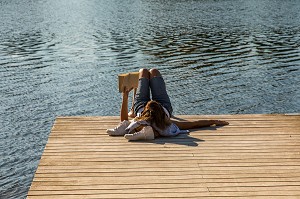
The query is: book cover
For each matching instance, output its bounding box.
[118,72,139,92]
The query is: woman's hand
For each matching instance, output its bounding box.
[212,120,229,126]
[122,86,133,96]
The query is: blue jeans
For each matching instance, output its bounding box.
[133,77,173,116]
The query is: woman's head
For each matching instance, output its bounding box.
[138,100,170,130]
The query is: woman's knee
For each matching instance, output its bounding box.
[139,68,150,79]
[149,68,161,78]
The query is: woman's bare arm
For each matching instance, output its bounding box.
[171,119,229,130]
[120,87,133,121]
[128,88,137,118]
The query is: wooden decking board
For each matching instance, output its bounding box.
[27,114,300,198]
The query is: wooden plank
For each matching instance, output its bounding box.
[27,114,300,198]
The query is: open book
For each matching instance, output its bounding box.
[118,72,139,92]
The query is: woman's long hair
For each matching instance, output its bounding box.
[136,100,171,130]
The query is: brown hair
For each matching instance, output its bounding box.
[137,100,171,130]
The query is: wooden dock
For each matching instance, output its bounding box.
[27,114,300,199]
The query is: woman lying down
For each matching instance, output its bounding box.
[107,68,229,141]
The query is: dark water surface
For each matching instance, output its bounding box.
[1,0,300,198]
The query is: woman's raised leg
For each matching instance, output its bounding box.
[149,68,161,79]
[149,68,173,116]
[132,69,151,117]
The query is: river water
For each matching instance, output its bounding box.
[0,0,299,198]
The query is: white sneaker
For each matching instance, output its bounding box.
[124,126,155,141]
[106,120,130,136]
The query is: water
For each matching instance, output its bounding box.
[0,0,299,198]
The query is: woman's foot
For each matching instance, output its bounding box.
[124,126,155,141]
[106,120,130,136]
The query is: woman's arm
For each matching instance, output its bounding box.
[171,119,229,130]
[120,87,133,121]
[128,88,137,118]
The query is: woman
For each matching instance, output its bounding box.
[107,68,229,141]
